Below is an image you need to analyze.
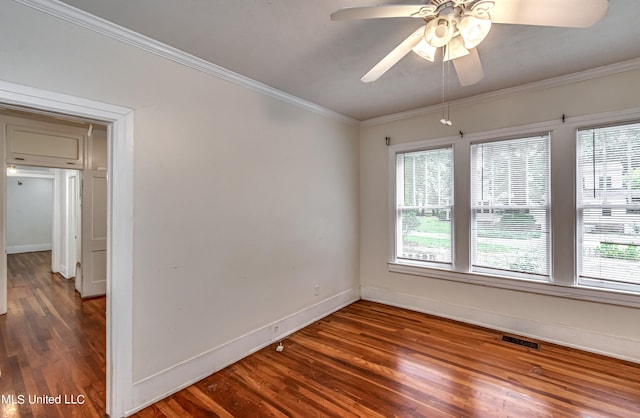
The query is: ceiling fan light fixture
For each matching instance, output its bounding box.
[458,15,492,49]
[443,36,470,61]
[412,38,436,61]
[332,0,608,87]
[425,17,452,48]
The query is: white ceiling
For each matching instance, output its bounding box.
[58,0,640,121]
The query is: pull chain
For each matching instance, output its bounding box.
[440,47,452,126]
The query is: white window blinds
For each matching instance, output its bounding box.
[396,147,453,265]
[471,135,550,278]
[577,123,640,290]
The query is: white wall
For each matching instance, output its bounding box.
[360,68,640,362]
[6,175,53,253]
[0,1,359,413]
[4,1,638,415]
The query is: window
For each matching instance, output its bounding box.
[471,135,551,278]
[577,123,640,291]
[395,147,453,266]
[388,114,640,304]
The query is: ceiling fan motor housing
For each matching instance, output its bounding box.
[420,1,495,52]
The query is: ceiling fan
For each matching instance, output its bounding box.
[331,0,608,86]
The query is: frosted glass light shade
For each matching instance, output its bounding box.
[443,36,470,61]
[412,38,437,61]
[425,18,453,48]
[458,15,492,49]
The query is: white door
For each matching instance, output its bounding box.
[81,170,107,297]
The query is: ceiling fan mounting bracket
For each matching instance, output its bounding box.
[418,1,494,24]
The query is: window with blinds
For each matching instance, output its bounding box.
[396,147,453,266]
[577,123,640,291]
[470,135,550,278]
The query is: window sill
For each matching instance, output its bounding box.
[388,261,640,309]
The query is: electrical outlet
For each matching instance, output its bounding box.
[314,284,320,296]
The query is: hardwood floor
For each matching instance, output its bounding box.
[2,254,639,417]
[135,300,640,418]
[0,251,106,418]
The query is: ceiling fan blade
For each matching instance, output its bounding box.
[361,26,425,83]
[331,5,434,21]
[490,0,608,28]
[452,48,484,86]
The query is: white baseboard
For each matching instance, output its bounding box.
[361,285,640,364]
[6,243,52,254]
[127,287,360,416]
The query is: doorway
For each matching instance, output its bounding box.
[2,111,108,298]
[6,163,78,281]
[0,79,134,418]
[2,112,108,416]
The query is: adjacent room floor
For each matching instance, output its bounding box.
[0,251,106,418]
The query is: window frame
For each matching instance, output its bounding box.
[576,122,640,294]
[387,108,640,309]
[469,134,552,280]
[392,143,456,270]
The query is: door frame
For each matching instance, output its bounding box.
[0,80,134,417]
[64,169,79,279]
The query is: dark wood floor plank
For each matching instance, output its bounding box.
[0,251,106,418]
[284,337,460,417]
[134,299,640,418]
[252,349,388,418]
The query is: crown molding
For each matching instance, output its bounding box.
[361,57,640,127]
[13,0,358,126]
[13,0,640,128]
